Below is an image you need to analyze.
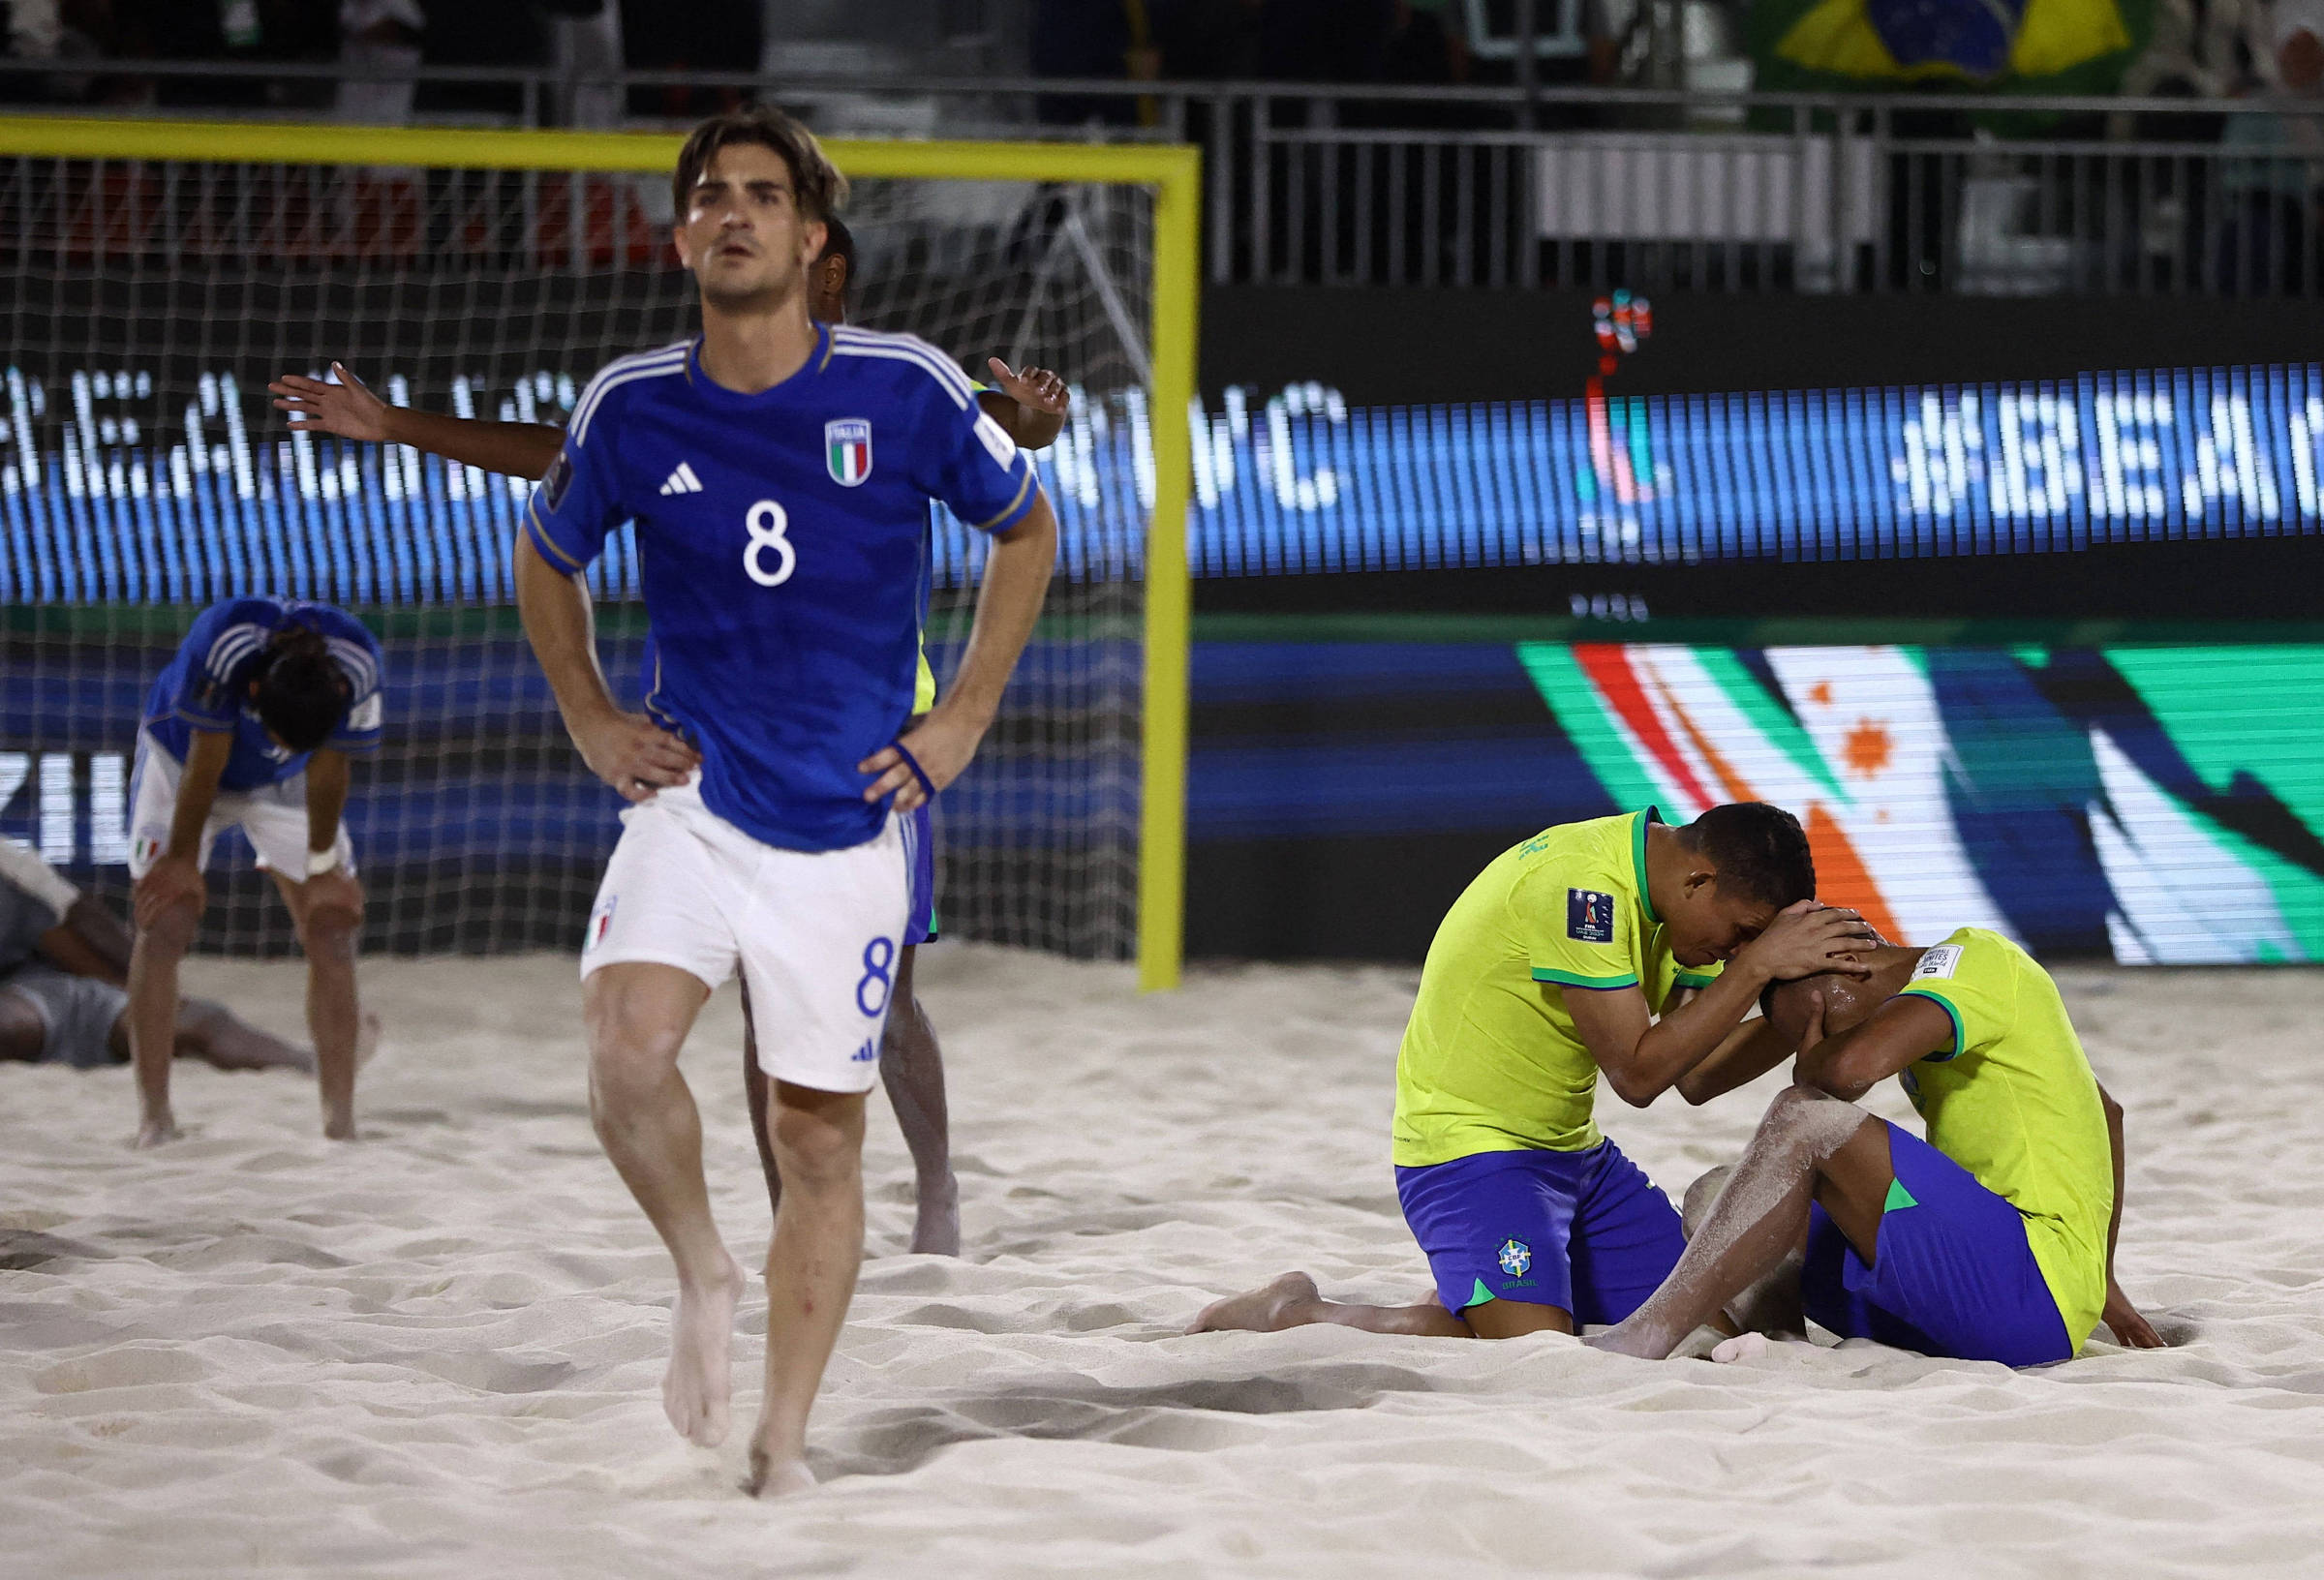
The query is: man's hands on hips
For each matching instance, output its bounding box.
[573,708,699,803]
[134,853,207,931]
[860,709,984,814]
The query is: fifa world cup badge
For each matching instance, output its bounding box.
[825,419,872,487]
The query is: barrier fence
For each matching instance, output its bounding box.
[15,60,2324,294]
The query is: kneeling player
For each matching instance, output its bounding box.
[1192,803,1876,1340]
[1588,927,2165,1365]
[0,835,314,1076]
[126,598,382,1146]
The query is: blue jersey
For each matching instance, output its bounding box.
[523,324,1044,853]
[141,598,384,791]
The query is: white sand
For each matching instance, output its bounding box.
[4,948,2323,1578]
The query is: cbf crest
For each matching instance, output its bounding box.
[1496,1238,1532,1278]
[825,418,872,487]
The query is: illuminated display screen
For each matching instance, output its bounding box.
[0,362,2318,604]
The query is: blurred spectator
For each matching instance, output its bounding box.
[1384,0,1469,84]
[337,0,421,124]
[2216,0,2324,286]
[621,0,755,121]
[413,0,542,119]
[1030,0,1148,124]
[109,0,335,109]
[543,0,617,127]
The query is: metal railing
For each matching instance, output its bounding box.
[9,58,2324,295]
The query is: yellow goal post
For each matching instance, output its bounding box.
[0,116,1199,991]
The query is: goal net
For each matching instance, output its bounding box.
[0,124,1192,970]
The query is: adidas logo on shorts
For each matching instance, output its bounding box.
[657,461,704,496]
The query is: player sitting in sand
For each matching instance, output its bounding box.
[1193,803,1877,1340]
[126,598,382,1147]
[1586,927,2166,1366]
[0,836,314,1077]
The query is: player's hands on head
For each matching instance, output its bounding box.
[134,853,207,931]
[574,709,699,804]
[987,358,1069,416]
[270,362,394,443]
[860,709,982,814]
[2102,1281,2167,1349]
[1741,899,1880,983]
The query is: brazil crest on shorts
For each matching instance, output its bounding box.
[826,418,872,486]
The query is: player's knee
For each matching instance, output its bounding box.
[137,896,202,954]
[298,902,361,960]
[769,1094,863,1190]
[584,1000,688,1098]
[1758,1082,1859,1154]
[1682,1165,1733,1239]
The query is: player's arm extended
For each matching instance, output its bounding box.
[134,728,230,929]
[861,492,1058,812]
[272,362,562,479]
[2095,1082,2165,1347]
[979,360,1069,450]
[303,747,352,863]
[1572,904,1876,1107]
[1791,991,1952,1101]
[1675,1017,1795,1106]
[513,535,699,802]
[1569,965,1768,1108]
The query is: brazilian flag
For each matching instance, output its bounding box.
[1747,0,2153,100]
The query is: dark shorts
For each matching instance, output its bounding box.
[1394,1140,1687,1324]
[905,802,937,946]
[1803,1120,2075,1368]
[0,964,128,1070]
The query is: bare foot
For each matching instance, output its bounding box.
[1710,1332,1770,1364]
[743,1442,817,1499]
[1187,1271,1322,1334]
[322,1109,356,1141]
[134,1112,181,1149]
[665,1253,745,1446]
[909,1170,961,1257]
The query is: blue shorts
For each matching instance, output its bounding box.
[1803,1121,2075,1368]
[905,801,937,946]
[1394,1141,1686,1323]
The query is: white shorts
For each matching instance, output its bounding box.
[582,779,918,1095]
[127,730,356,881]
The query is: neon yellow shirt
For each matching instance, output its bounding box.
[1391,809,1718,1167]
[1896,927,2114,1352]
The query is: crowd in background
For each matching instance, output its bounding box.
[0,0,2315,289]
[0,0,2315,122]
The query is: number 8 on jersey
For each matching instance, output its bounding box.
[744,499,795,587]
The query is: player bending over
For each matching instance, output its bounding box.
[1193,804,1876,1340]
[1588,927,2165,1365]
[0,836,313,1076]
[126,598,382,1147]
[271,215,1070,1259]
[513,107,1055,1493]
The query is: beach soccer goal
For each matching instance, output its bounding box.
[0,118,1198,988]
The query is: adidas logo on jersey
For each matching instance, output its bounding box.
[657,462,704,496]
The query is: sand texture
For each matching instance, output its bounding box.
[3,948,2322,1578]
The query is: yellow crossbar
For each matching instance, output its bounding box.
[0,115,1200,990]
